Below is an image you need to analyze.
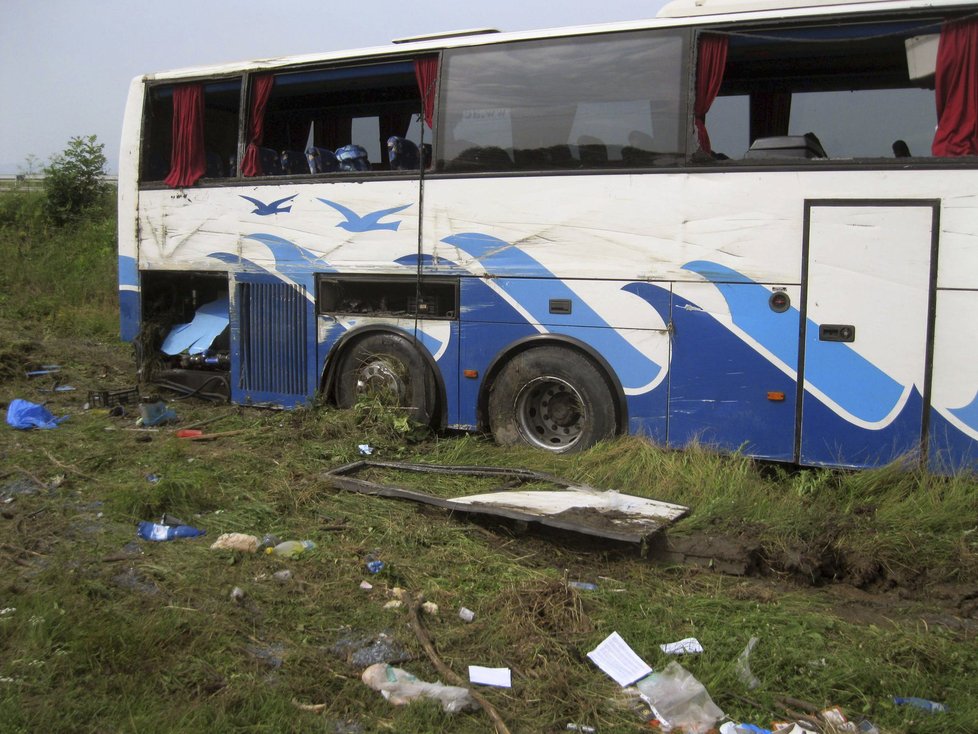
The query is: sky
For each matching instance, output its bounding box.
[0,0,669,174]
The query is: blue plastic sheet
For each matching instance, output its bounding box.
[6,399,67,430]
[161,296,230,356]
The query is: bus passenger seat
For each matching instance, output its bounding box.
[577,135,608,166]
[259,147,283,175]
[387,136,420,170]
[306,146,339,174]
[335,144,371,171]
[205,151,225,178]
[280,150,308,174]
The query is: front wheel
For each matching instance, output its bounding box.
[488,347,616,453]
[335,333,437,426]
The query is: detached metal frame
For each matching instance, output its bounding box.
[323,460,688,544]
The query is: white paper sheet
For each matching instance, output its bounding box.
[586,631,652,687]
[468,665,512,687]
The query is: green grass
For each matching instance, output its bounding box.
[1,206,977,733]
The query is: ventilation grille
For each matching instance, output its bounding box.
[238,281,309,397]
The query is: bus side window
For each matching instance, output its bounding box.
[242,61,428,177]
[695,17,969,163]
[141,79,241,185]
[438,29,687,173]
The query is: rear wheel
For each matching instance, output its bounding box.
[488,347,616,452]
[335,333,436,426]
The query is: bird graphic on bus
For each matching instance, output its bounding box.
[317,199,411,232]
[239,194,297,216]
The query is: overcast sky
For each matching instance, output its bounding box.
[0,0,669,174]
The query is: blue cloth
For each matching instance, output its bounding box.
[161,296,230,356]
[6,399,67,430]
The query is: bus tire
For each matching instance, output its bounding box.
[488,346,616,453]
[335,333,436,426]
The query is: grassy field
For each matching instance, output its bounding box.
[1,195,977,733]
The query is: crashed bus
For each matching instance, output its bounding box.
[119,0,978,470]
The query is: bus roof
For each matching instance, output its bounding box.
[142,0,973,83]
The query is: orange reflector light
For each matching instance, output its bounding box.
[463,369,479,379]
[767,391,785,402]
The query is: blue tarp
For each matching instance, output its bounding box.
[6,399,68,430]
[161,296,230,356]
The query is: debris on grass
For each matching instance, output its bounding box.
[361,663,479,713]
[659,637,703,655]
[136,520,205,541]
[6,398,67,430]
[468,665,511,688]
[210,532,260,552]
[324,460,688,544]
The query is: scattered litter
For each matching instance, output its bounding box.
[468,665,511,688]
[137,398,177,427]
[360,581,373,591]
[146,473,161,484]
[161,296,230,356]
[325,461,688,544]
[587,631,652,687]
[26,366,61,377]
[566,725,596,733]
[736,636,761,689]
[260,533,281,549]
[176,429,203,439]
[6,399,68,430]
[334,632,413,669]
[634,661,724,734]
[160,512,188,527]
[569,581,598,591]
[0,608,16,616]
[892,696,948,713]
[660,637,704,655]
[210,533,260,553]
[361,663,479,713]
[136,520,205,541]
[265,540,316,558]
[230,586,247,603]
[421,601,439,616]
[244,642,285,669]
[384,600,403,610]
[366,560,385,574]
[358,444,374,455]
[51,385,75,393]
[459,607,475,623]
[720,724,771,734]
[273,570,292,584]
[111,567,159,596]
[87,387,139,409]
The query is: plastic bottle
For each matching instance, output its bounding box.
[265,540,316,558]
[137,520,205,541]
[892,697,948,713]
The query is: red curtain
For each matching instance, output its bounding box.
[164,84,207,188]
[415,57,438,128]
[933,19,978,157]
[694,34,729,155]
[241,74,275,176]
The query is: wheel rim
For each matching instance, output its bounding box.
[513,376,586,451]
[354,357,406,404]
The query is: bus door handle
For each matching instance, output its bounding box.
[818,324,855,342]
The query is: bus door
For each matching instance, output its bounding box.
[229,272,318,408]
[798,200,938,467]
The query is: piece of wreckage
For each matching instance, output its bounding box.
[323,461,688,545]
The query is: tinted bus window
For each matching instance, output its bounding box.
[438,31,687,172]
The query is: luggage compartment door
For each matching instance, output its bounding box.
[799,200,938,467]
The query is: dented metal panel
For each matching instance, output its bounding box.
[323,461,689,543]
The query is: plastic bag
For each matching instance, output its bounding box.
[361,663,479,713]
[634,661,724,734]
[6,399,67,430]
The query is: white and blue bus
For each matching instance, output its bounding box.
[119,0,978,470]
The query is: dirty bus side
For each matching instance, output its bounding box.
[118,0,978,471]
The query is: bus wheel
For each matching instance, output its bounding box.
[488,347,616,453]
[335,333,436,426]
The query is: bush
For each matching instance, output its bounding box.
[44,135,110,225]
